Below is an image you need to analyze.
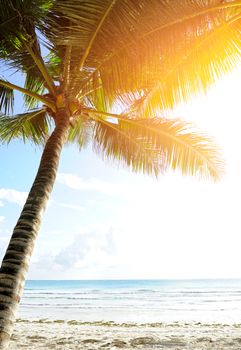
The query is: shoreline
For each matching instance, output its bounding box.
[9,319,241,349]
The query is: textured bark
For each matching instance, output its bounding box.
[0,113,70,349]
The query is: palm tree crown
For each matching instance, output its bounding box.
[2,0,240,178]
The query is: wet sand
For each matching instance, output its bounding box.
[9,319,241,349]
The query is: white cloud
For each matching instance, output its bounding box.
[0,188,28,206]
[0,216,5,223]
[29,225,117,279]
[54,226,116,269]
[52,200,84,212]
[57,173,126,196]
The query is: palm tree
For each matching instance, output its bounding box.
[0,0,241,348]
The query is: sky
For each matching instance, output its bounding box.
[1,68,241,280]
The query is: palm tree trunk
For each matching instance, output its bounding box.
[0,114,70,349]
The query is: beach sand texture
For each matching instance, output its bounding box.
[9,320,241,349]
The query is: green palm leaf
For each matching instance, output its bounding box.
[93,115,223,179]
[24,74,46,109]
[132,12,241,115]
[0,109,51,144]
[0,84,14,115]
[40,0,241,109]
[0,0,56,95]
[93,118,162,176]
[67,114,92,148]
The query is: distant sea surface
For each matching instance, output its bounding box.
[19,279,241,324]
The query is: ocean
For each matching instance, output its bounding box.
[19,279,241,324]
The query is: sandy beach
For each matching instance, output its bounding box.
[9,319,241,349]
[8,280,241,349]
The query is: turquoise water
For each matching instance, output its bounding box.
[20,279,241,324]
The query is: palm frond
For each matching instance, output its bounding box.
[24,74,46,109]
[0,109,52,144]
[42,1,114,49]
[0,79,56,111]
[45,51,61,80]
[36,0,241,110]
[80,72,111,112]
[69,1,241,109]
[0,85,14,115]
[40,1,118,96]
[0,0,56,95]
[67,115,92,149]
[93,118,162,176]
[78,0,116,71]
[92,114,223,179]
[132,11,241,115]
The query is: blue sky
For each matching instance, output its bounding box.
[1,67,241,280]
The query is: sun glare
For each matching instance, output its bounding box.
[117,65,241,280]
[173,65,241,144]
